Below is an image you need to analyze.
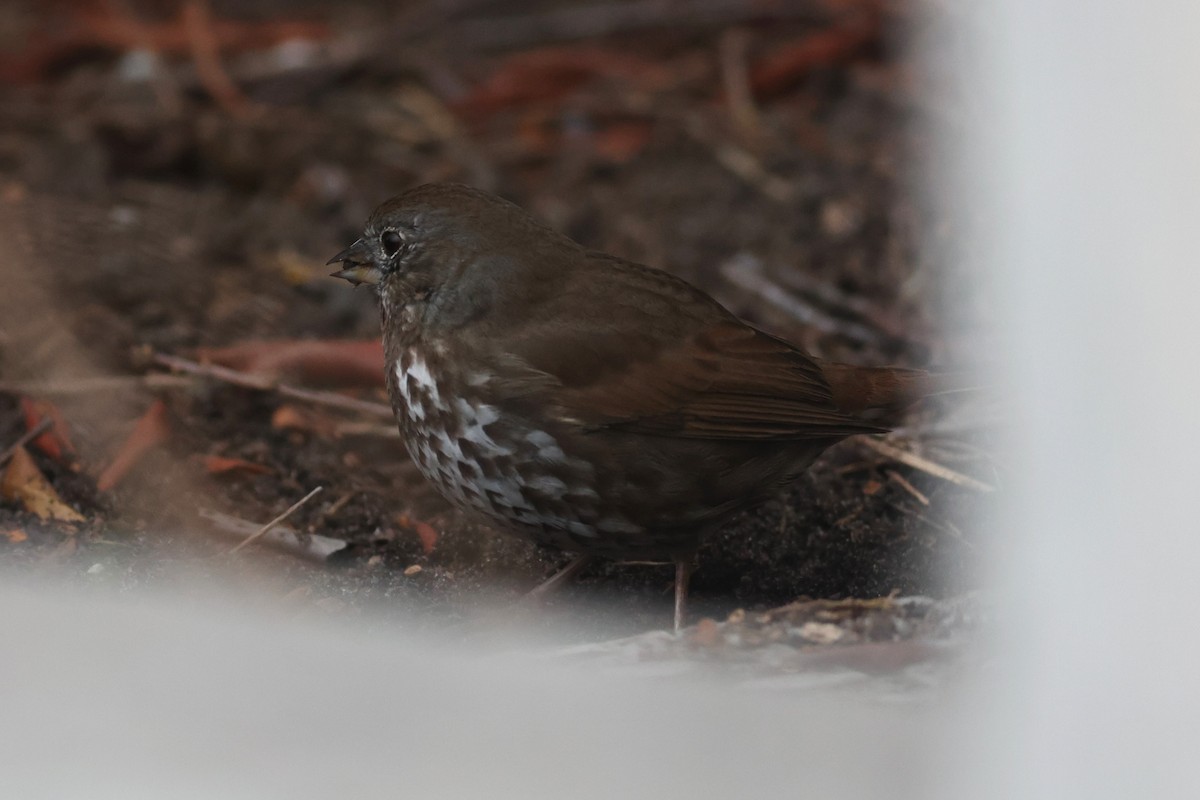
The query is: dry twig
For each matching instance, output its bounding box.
[0,375,193,396]
[683,116,794,203]
[861,437,994,493]
[201,508,346,562]
[885,468,930,506]
[225,486,324,555]
[718,28,760,137]
[152,353,394,419]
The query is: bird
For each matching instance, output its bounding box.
[329,183,937,631]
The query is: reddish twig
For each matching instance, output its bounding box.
[181,0,256,119]
[749,15,881,99]
[96,399,171,492]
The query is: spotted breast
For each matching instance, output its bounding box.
[388,346,647,554]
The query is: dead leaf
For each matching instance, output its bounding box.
[1,446,85,522]
[4,529,28,543]
[197,454,273,476]
[396,513,439,555]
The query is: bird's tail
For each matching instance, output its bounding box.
[817,361,978,420]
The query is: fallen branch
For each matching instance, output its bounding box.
[152,353,394,419]
[861,437,995,493]
[225,486,324,555]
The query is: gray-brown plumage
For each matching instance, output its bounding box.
[330,183,934,629]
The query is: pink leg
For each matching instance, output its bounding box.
[674,560,694,633]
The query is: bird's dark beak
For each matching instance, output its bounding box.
[327,238,381,287]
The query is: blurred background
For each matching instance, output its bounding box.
[2,0,1197,797]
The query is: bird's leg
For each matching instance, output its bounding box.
[525,554,594,601]
[674,559,694,634]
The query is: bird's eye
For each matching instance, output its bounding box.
[381,230,404,256]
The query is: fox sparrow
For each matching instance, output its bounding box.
[330,184,933,630]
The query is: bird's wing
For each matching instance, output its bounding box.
[488,256,887,441]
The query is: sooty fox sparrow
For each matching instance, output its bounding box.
[330,184,934,631]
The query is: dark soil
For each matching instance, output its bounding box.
[0,0,994,640]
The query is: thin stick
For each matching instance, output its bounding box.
[683,115,794,203]
[525,555,594,600]
[914,512,970,547]
[0,417,53,467]
[719,28,760,136]
[201,508,346,562]
[152,353,394,418]
[885,469,930,506]
[861,438,995,493]
[226,486,323,555]
[0,375,194,395]
[885,501,972,548]
[720,254,886,346]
